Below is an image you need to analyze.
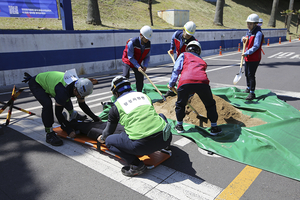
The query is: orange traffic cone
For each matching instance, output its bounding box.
[279,37,281,44]
[238,43,241,52]
[219,46,222,55]
[267,39,270,46]
[289,36,291,42]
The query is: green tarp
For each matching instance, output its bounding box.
[99,84,300,181]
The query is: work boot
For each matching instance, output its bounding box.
[175,124,184,133]
[243,88,250,93]
[245,93,256,100]
[209,126,222,136]
[164,90,176,97]
[121,162,147,177]
[46,131,63,146]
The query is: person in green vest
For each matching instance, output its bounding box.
[98,76,172,177]
[23,70,100,146]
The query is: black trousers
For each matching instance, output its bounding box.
[122,63,144,92]
[28,77,73,129]
[244,61,260,92]
[176,83,218,123]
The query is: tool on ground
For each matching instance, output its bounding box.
[233,38,248,85]
[138,68,166,101]
[170,88,208,123]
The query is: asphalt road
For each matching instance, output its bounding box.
[0,40,299,200]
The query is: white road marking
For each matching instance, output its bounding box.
[4,116,223,200]
[174,137,192,147]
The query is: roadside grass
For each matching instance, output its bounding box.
[0,0,299,39]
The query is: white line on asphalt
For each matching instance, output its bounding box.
[5,116,223,200]
[206,58,241,62]
[174,137,192,147]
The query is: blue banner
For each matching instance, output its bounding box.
[0,0,58,18]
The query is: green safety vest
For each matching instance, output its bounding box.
[35,71,67,98]
[115,92,166,140]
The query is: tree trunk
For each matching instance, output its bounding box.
[286,0,294,33]
[213,0,225,26]
[148,0,153,26]
[86,0,102,25]
[268,0,279,27]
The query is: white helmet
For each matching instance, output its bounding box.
[75,78,93,97]
[140,25,153,40]
[246,14,259,23]
[184,21,196,36]
[186,41,202,55]
[259,18,263,23]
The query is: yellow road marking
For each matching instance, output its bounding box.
[215,165,262,200]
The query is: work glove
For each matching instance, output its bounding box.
[22,72,32,83]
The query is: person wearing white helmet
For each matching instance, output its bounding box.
[165,21,198,97]
[23,70,100,146]
[122,25,153,92]
[167,41,222,136]
[258,18,263,27]
[241,13,264,100]
[98,76,172,177]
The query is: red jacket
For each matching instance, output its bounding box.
[178,52,209,89]
[122,37,151,68]
[245,27,264,62]
[173,31,197,57]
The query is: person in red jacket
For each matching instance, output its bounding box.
[241,14,264,100]
[167,41,222,136]
[122,25,153,92]
[165,21,197,97]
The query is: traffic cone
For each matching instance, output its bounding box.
[299,35,300,40]
[219,46,222,55]
[267,39,270,46]
[289,36,291,42]
[238,43,241,52]
[279,37,281,44]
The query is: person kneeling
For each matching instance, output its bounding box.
[98,76,172,177]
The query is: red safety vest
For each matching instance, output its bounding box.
[178,52,209,89]
[245,27,264,62]
[122,37,151,68]
[173,31,197,57]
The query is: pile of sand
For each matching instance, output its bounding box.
[153,94,266,127]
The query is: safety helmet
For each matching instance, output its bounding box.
[246,14,259,23]
[184,21,196,36]
[75,78,93,97]
[111,76,131,94]
[140,25,153,40]
[259,18,263,23]
[186,41,202,56]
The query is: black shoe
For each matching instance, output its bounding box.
[164,90,176,97]
[46,131,63,146]
[245,93,255,100]
[243,88,250,93]
[209,126,222,136]
[121,162,147,177]
[175,124,184,133]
